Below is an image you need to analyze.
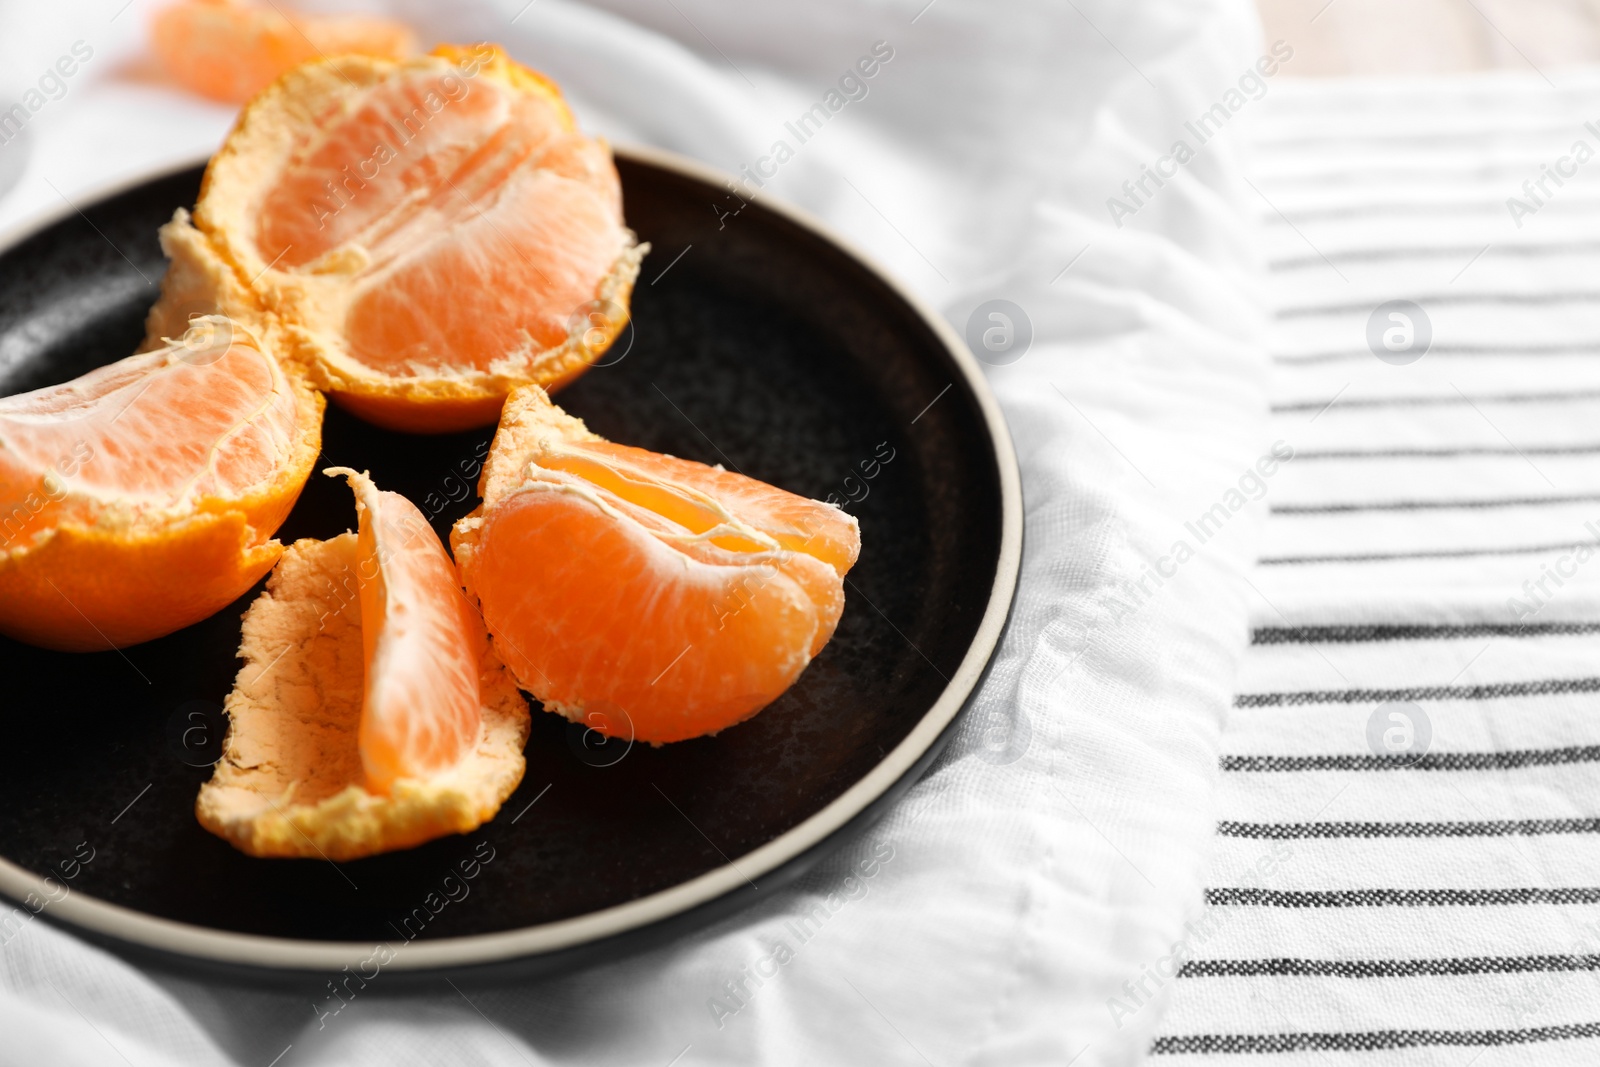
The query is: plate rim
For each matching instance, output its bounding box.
[0,143,1023,973]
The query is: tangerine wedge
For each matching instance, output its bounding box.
[452,387,861,744]
[151,43,645,433]
[151,0,416,104]
[197,469,529,860]
[0,316,322,651]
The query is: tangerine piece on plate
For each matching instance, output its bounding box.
[452,387,861,745]
[197,469,529,860]
[152,42,646,433]
[0,316,322,652]
[151,0,416,104]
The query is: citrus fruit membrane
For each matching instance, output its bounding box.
[197,469,529,860]
[452,387,862,745]
[151,43,646,433]
[151,0,416,104]
[0,316,323,651]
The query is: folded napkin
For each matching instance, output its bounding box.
[0,1,1272,1063]
[1155,69,1600,1061]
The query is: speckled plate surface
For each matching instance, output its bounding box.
[0,146,1021,983]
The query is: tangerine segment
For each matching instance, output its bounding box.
[329,468,483,794]
[163,44,645,433]
[453,387,861,744]
[196,529,529,860]
[151,0,415,104]
[0,318,323,651]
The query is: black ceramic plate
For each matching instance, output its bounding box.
[0,146,1020,982]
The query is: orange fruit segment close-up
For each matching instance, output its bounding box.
[197,469,529,860]
[151,0,416,104]
[0,316,323,652]
[453,386,862,745]
[0,31,869,860]
[151,42,646,433]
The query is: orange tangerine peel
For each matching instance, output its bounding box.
[453,387,861,745]
[0,316,322,651]
[151,0,416,104]
[152,43,646,433]
[197,469,528,860]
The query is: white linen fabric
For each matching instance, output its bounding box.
[0,1,1272,1063]
[1154,71,1600,1062]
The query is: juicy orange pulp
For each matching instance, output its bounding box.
[196,468,529,859]
[256,61,622,379]
[166,44,643,432]
[454,387,860,744]
[1,324,295,531]
[151,0,415,104]
[0,318,322,650]
[332,468,482,793]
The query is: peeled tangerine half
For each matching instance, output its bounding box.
[452,388,862,745]
[152,43,645,433]
[0,317,322,651]
[197,470,528,859]
[151,0,416,104]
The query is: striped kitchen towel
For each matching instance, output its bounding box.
[1151,67,1600,1063]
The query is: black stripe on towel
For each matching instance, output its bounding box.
[1296,444,1600,459]
[1178,955,1600,978]
[1204,887,1600,907]
[1272,388,1600,413]
[1273,494,1600,514]
[1235,677,1600,707]
[1151,1023,1600,1055]
[1221,746,1600,773]
[1258,542,1600,565]
[1218,818,1600,839]
[1252,622,1600,644]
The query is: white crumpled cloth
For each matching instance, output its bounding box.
[0,1,1272,1063]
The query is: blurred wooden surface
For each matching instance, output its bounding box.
[1258,0,1600,75]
